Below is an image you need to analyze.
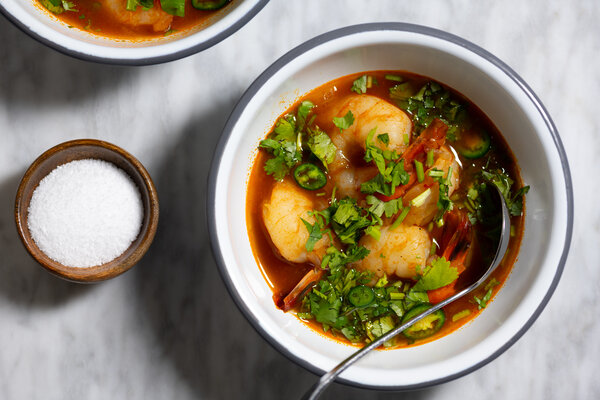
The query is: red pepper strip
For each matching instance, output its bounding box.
[375,119,449,202]
[276,268,325,312]
[427,210,473,304]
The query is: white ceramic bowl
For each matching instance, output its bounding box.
[0,0,268,65]
[208,23,573,390]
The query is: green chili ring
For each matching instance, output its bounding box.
[456,129,491,159]
[348,285,375,307]
[401,303,445,340]
[293,163,327,190]
[192,0,230,10]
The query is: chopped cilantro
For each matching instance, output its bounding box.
[482,170,530,217]
[360,129,409,196]
[297,101,314,126]
[259,138,301,181]
[307,128,337,170]
[41,0,65,13]
[330,198,373,245]
[377,133,390,145]
[332,110,355,132]
[366,195,402,219]
[351,75,368,94]
[412,257,458,291]
[301,217,325,252]
[392,81,465,137]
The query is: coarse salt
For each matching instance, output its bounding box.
[28,159,144,268]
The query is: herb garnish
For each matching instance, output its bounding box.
[260,101,338,180]
[332,110,355,132]
[390,80,465,139]
[351,75,371,94]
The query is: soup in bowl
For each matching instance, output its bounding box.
[208,23,572,389]
[0,0,267,64]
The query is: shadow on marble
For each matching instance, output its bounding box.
[0,18,132,106]
[0,171,90,307]
[132,98,441,399]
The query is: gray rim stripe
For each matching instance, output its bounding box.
[207,22,573,391]
[0,0,269,66]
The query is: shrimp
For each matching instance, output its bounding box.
[326,94,411,197]
[262,180,328,265]
[402,145,461,226]
[102,0,173,32]
[328,94,413,154]
[356,224,432,279]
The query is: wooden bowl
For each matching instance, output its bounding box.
[15,139,159,283]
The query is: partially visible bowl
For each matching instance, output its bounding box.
[15,139,159,282]
[0,0,268,65]
[208,23,573,389]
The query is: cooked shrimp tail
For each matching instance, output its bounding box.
[440,209,473,264]
[278,268,325,312]
[402,118,448,166]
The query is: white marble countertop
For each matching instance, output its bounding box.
[0,0,597,399]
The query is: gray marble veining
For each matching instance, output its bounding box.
[0,0,598,399]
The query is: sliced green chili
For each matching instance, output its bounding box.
[456,129,491,159]
[348,285,375,307]
[293,163,327,190]
[402,304,445,340]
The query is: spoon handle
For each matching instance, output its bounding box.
[301,186,510,400]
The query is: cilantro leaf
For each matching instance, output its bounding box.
[412,257,458,291]
[377,133,390,145]
[329,198,374,245]
[310,296,341,325]
[392,81,465,137]
[351,75,368,94]
[366,195,402,219]
[509,185,530,216]
[259,137,301,181]
[263,155,289,181]
[482,170,530,217]
[332,110,355,132]
[307,128,337,169]
[297,101,314,125]
[41,0,65,13]
[301,218,324,252]
[273,115,296,141]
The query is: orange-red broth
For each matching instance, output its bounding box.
[35,0,230,39]
[247,71,525,349]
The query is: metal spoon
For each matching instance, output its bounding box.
[301,186,511,400]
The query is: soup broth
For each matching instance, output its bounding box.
[35,0,231,39]
[247,71,528,348]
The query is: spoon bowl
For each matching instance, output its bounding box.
[303,185,512,400]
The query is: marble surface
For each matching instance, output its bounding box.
[0,0,597,399]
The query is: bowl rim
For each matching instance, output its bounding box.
[15,138,160,282]
[0,0,269,66]
[207,22,573,390]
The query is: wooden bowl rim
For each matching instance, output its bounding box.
[14,139,159,283]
